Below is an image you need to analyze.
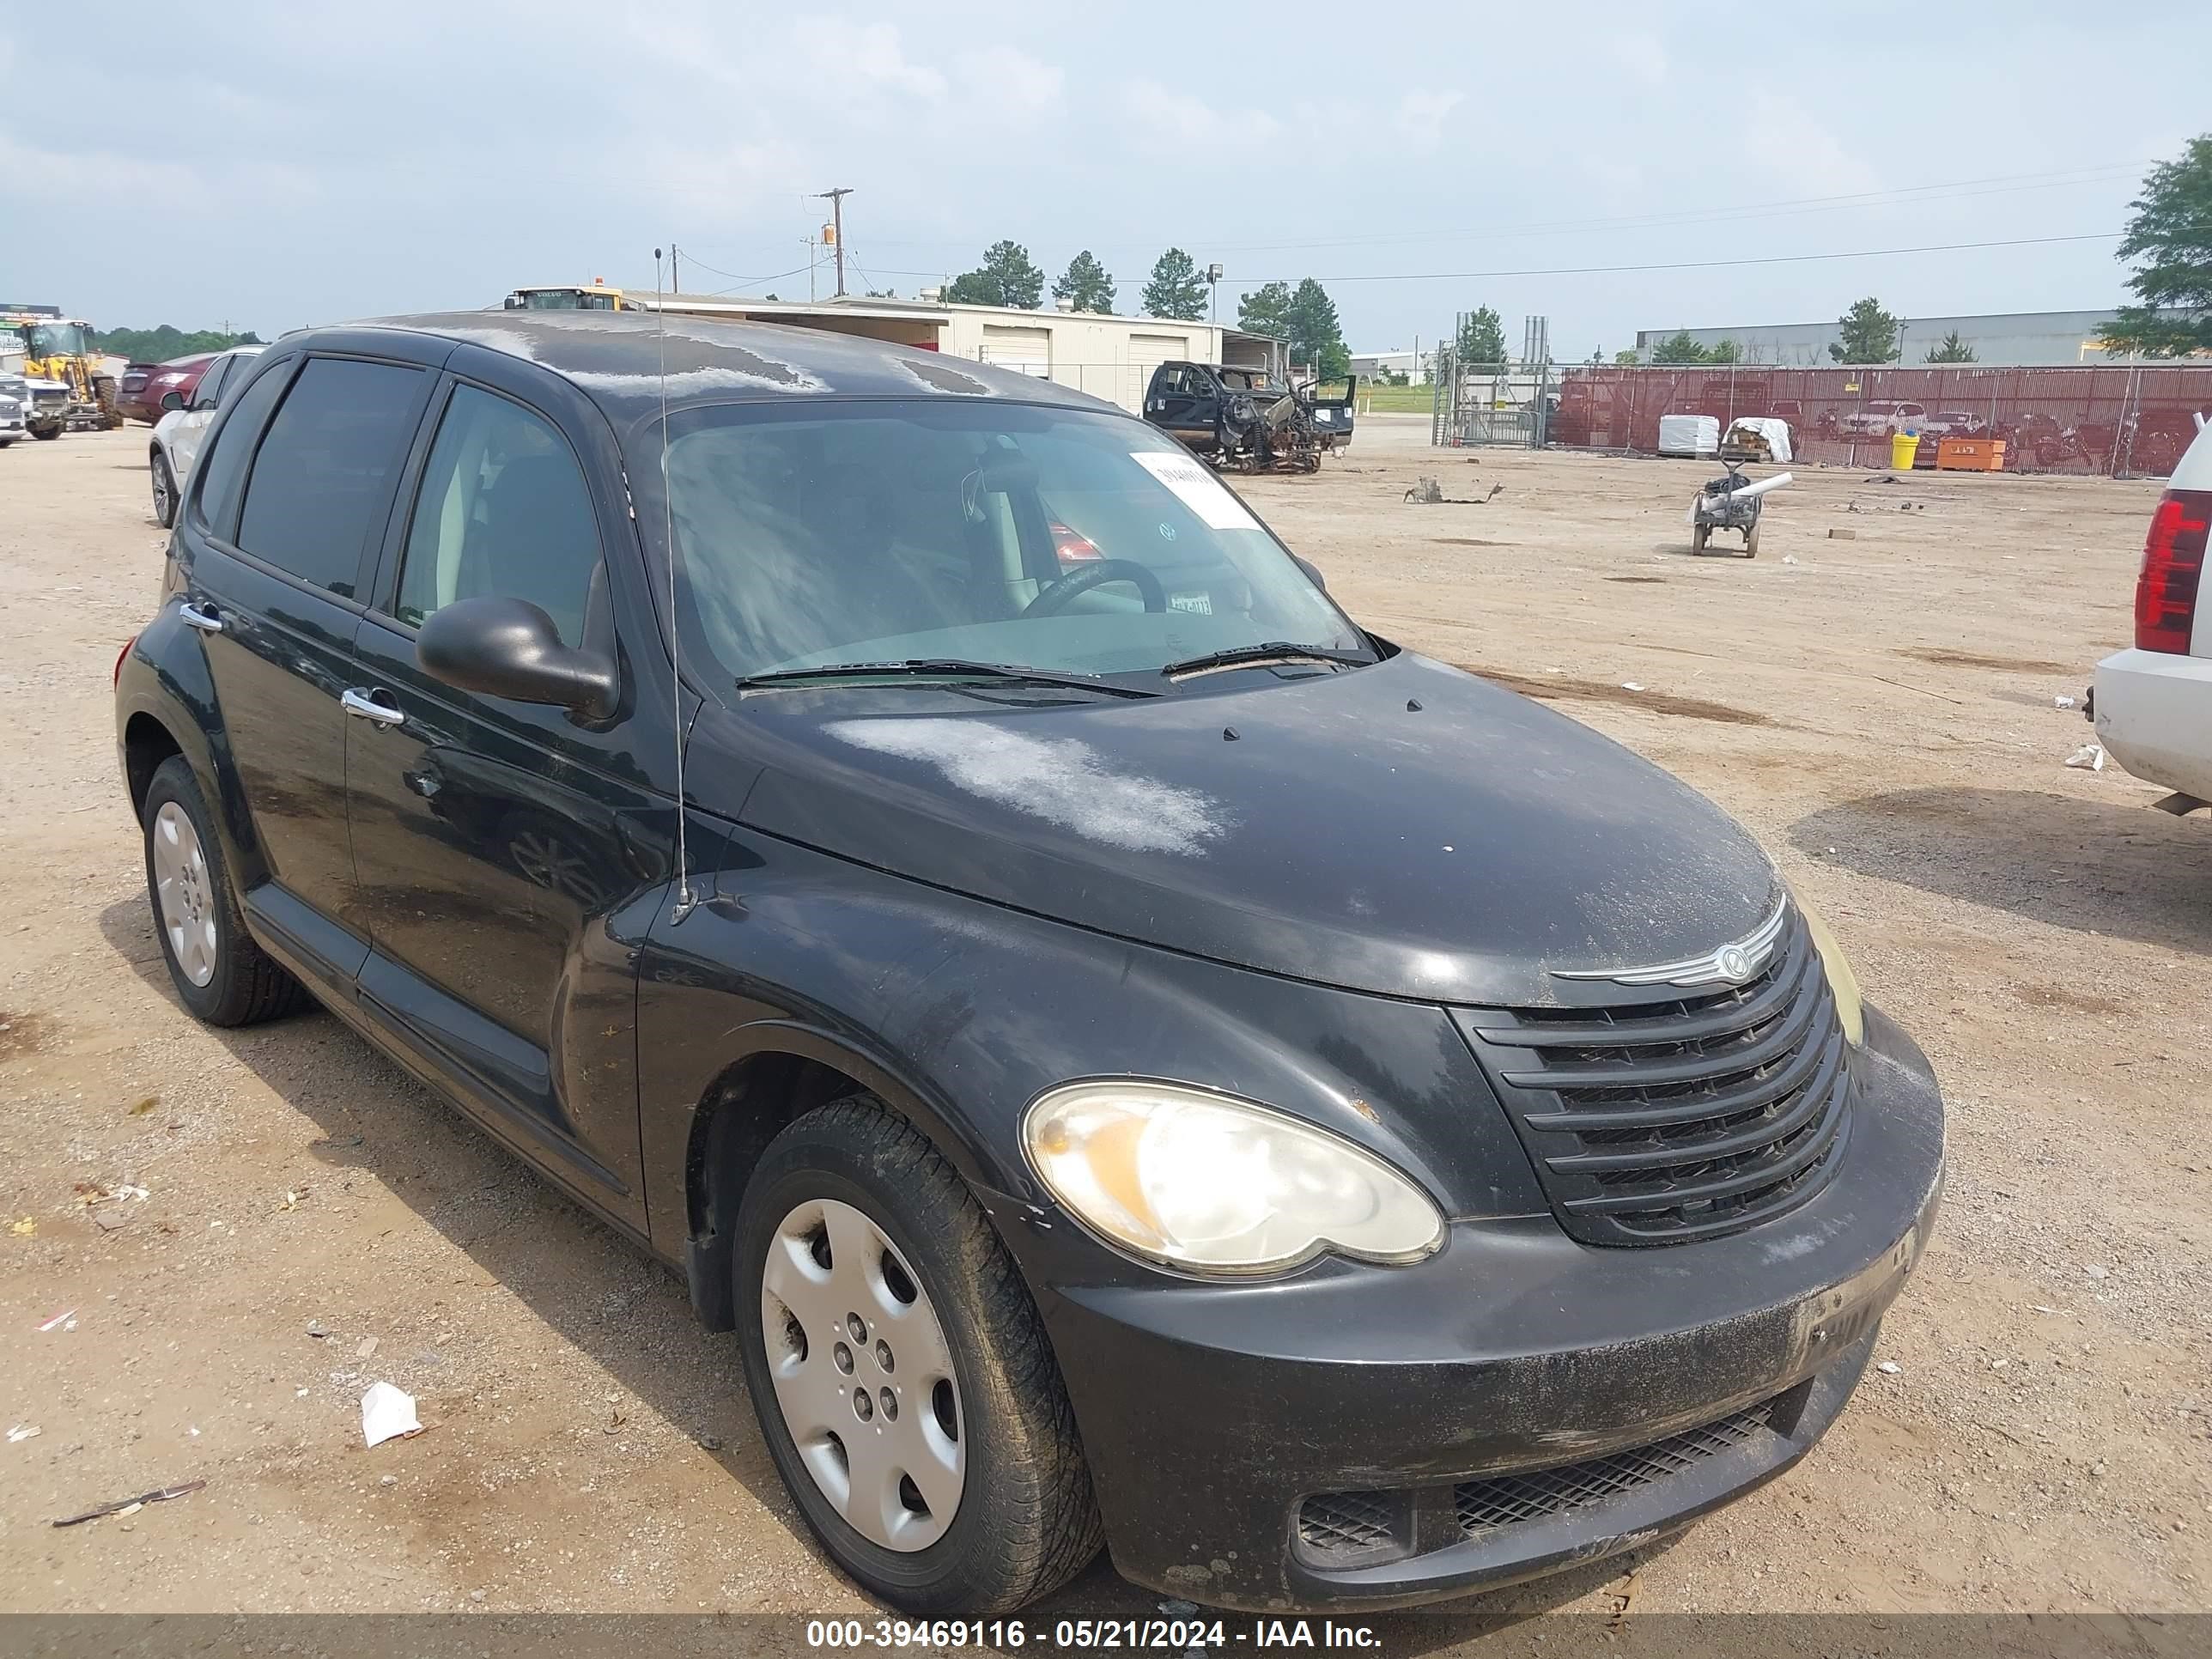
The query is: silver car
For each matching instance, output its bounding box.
[149,345,264,526]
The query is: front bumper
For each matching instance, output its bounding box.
[2094,646,2212,802]
[1025,1003,1943,1612]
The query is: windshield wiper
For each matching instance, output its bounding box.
[735,659,1159,698]
[1160,641,1370,680]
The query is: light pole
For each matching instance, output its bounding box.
[816,188,853,298]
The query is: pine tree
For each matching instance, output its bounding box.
[1141,249,1208,321]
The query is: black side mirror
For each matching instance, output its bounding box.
[417,596,617,719]
[160,390,185,411]
[1293,555,1326,591]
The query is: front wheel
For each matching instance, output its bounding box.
[151,453,178,528]
[735,1098,1103,1613]
[1743,521,1761,557]
[31,424,60,441]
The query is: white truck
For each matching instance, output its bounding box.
[2091,414,2212,814]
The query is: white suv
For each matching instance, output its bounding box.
[148,344,263,527]
[2092,415,2212,811]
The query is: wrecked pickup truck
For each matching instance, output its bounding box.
[1143,361,1356,473]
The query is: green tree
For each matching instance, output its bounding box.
[1613,348,1641,365]
[945,240,1044,308]
[93,324,262,361]
[1237,281,1293,338]
[1924,330,1978,363]
[1827,297,1901,364]
[1141,248,1208,320]
[2101,135,2212,359]
[1286,278,1349,380]
[1650,331,1712,365]
[1052,250,1116,313]
[1457,305,1507,367]
[1705,337,1741,364]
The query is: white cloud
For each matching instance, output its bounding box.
[1126,79,1281,155]
[793,20,946,100]
[954,46,1066,115]
[1743,90,1881,196]
[1393,89,1464,151]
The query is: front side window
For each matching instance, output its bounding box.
[662,400,1362,684]
[191,356,233,411]
[394,384,601,646]
[194,356,294,538]
[235,358,424,595]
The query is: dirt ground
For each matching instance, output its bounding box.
[2,417,2207,1629]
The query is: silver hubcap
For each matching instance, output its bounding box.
[151,802,218,988]
[152,465,170,517]
[761,1198,965,1551]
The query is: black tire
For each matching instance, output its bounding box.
[1691,523,1710,553]
[141,757,313,1026]
[734,1097,1103,1613]
[151,452,178,528]
[1743,521,1761,557]
[31,425,60,441]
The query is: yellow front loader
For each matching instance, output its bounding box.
[3,311,123,437]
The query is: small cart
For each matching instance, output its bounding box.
[1689,459,1790,557]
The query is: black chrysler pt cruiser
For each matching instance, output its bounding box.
[113,311,1942,1614]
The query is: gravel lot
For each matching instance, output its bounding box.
[2,418,2206,1626]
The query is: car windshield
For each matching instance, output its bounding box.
[661,399,1365,683]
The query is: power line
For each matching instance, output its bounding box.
[1230,231,2123,286]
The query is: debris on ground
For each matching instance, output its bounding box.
[1829,528,1857,540]
[9,1424,42,1443]
[2054,695,2077,709]
[1158,1600,1200,1618]
[306,1320,331,1339]
[356,1336,380,1360]
[1783,555,1800,565]
[128,1096,158,1116]
[1877,1360,1902,1375]
[1406,477,1504,505]
[2064,744,2106,771]
[361,1382,422,1449]
[37,1308,76,1333]
[1608,1568,1644,1627]
[52,1480,206,1528]
[1621,683,1646,692]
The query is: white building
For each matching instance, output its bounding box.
[639,292,1285,415]
[1351,347,1427,385]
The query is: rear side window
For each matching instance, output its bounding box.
[191,356,231,410]
[194,357,294,539]
[236,358,426,597]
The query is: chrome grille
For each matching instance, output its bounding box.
[1454,1399,1778,1537]
[1460,907,1852,1246]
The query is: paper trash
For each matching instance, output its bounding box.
[361,1382,422,1449]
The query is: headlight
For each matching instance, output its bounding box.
[1023,1081,1444,1276]
[1794,894,1865,1047]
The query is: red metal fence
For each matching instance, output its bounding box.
[1546,363,2212,476]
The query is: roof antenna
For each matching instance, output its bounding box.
[656,244,698,925]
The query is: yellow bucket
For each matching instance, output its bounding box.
[1890,432,1921,470]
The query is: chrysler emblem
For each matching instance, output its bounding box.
[1553,898,1787,990]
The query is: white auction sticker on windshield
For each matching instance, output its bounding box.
[1131,451,1261,532]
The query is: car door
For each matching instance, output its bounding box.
[179,347,438,987]
[343,372,656,1228]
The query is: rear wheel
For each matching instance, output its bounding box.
[141,757,313,1026]
[1743,521,1761,557]
[1691,523,1710,553]
[735,1097,1103,1613]
[150,453,178,528]
[31,424,60,441]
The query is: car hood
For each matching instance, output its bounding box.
[730,652,1778,1006]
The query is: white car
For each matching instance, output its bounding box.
[149,344,263,526]
[0,372,26,446]
[2092,415,2212,811]
[1839,399,1928,438]
[1920,410,1989,437]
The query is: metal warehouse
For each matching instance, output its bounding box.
[638,292,1285,416]
[1632,307,2178,368]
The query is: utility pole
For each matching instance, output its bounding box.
[670,244,680,294]
[1206,262,1223,324]
[817,187,854,298]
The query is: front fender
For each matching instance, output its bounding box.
[634,820,1544,1288]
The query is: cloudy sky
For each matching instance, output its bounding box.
[7,1,2204,357]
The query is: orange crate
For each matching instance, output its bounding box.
[1936,437,2007,471]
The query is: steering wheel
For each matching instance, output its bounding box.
[1022,558,1167,617]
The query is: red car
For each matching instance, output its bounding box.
[114,354,216,426]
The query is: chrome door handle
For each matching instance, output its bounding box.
[340,688,405,728]
[179,602,222,634]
